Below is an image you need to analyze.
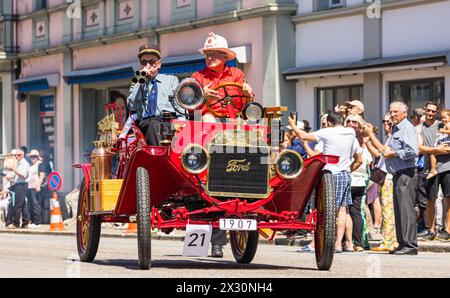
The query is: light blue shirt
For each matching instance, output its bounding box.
[386,118,418,175]
[127,73,184,118]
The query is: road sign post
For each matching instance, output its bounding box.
[48,172,64,231]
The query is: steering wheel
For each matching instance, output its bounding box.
[206,82,252,119]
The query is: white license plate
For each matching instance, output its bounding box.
[219,219,257,231]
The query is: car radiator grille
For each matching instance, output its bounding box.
[207,146,269,198]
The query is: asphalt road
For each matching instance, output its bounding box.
[1,233,449,278]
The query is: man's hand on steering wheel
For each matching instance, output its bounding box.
[242,82,254,99]
[203,83,222,101]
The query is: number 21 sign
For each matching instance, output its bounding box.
[183,224,212,257]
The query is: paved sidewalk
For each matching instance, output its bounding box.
[0,224,449,252]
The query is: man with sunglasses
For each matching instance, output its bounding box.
[127,44,183,145]
[418,102,450,241]
[5,149,30,229]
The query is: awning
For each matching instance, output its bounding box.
[13,73,60,93]
[284,51,450,80]
[63,63,139,85]
[161,54,237,75]
[63,46,250,84]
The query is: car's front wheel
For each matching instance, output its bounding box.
[136,167,151,270]
[230,231,259,264]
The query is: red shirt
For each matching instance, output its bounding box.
[192,66,249,118]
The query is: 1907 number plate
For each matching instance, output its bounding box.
[219,219,257,231]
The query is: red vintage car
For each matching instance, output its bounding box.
[73,80,338,270]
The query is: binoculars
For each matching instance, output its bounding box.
[131,70,149,84]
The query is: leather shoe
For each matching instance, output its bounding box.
[211,245,224,258]
[389,247,402,254]
[392,247,418,255]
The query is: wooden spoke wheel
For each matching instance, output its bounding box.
[76,179,101,262]
[206,82,251,119]
[230,230,259,264]
[314,172,336,271]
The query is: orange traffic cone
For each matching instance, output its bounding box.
[49,192,65,231]
[124,223,137,234]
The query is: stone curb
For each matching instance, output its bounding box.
[1,229,449,252]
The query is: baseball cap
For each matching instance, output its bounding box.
[346,100,365,113]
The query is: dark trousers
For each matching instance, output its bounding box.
[211,229,227,246]
[13,183,30,227]
[416,170,428,231]
[137,117,162,146]
[27,189,41,225]
[350,186,365,247]
[5,200,14,226]
[393,168,418,249]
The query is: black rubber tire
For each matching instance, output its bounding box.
[136,167,151,270]
[314,172,336,271]
[76,179,101,262]
[230,231,259,264]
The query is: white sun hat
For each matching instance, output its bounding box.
[199,32,237,61]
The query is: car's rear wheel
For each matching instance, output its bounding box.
[77,179,101,262]
[314,172,336,271]
[136,167,151,270]
[230,231,259,264]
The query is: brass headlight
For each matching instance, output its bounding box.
[175,78,204,111]
[181,144,209,174]
[276,150,304,179]
[242,102,264,122]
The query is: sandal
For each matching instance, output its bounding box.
[298,245,314,253]
[354,246,364,252]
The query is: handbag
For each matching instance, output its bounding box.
[370,157,388,186]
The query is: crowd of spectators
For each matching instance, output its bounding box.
[284,100,450,255]
[0,147,53,229]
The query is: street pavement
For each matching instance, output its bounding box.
[1,224,449,252]
[0,232,450,278]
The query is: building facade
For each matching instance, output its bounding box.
[3,0,298,192]
[5,0,449,192]
[0,0,18,156]
[285,0,450,130]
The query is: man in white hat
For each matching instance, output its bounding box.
[192,32,255,257]
[192,32,254,122]
[26,149,42,227]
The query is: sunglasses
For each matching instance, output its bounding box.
[204,51,226,58]
[140,59,159,66]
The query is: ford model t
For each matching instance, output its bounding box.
[73,80,338,270]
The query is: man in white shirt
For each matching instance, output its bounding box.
[5,149,30,229]
[288,113,362,252]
